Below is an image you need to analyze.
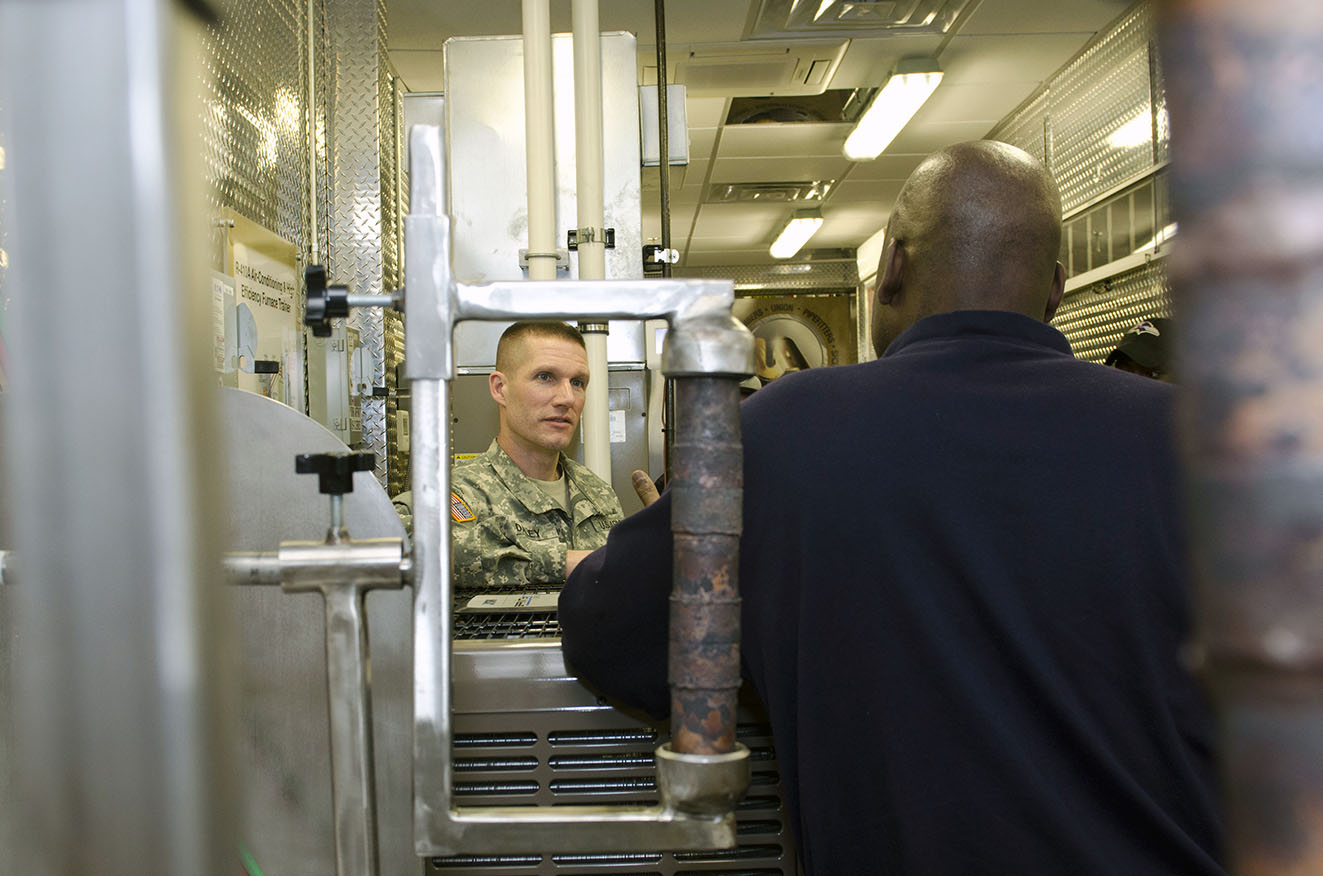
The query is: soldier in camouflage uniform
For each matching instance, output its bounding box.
[450,321,623,589]
[451,439,622,587]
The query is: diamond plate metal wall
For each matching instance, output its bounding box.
[1051,261,1172,363]
[326,0,392,484]
[200,0,308,261]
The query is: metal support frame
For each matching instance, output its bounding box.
[226,537,408,876]
[279,537,407,876]
[406,124,755,855]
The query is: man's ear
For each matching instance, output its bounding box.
[878,239,904,307]
[1043,261,1066,323]
[489,370,508,407]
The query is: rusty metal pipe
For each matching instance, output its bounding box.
[1160,1,1323,872]
[668,377,743,754]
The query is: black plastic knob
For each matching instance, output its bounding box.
[304,264,349,338]
[295,452,375,495]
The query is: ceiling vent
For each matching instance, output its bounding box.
[707,181,836,204]
[750,0,974,38]
[673,41,848,97]
[725,91,853,125]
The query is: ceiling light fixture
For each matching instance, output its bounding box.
[842,58,943,161]
[770,209,825,259]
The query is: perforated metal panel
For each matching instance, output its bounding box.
[986,1,1171,352]
[994,91,1048,168]
[1051,260,1172,363]
[1050,3,1156,214]
[991,1,1165,215]
[1150,33,1170,167]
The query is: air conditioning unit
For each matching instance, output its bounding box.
[671,40,848,97]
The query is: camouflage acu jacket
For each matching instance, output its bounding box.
[450,440,624,590]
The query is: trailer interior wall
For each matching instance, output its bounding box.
[991,0,1174,362]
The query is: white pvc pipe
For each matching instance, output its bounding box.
[572,0,612,482]
[522,0,558,282]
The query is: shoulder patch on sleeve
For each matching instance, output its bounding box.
[450,492,476,522]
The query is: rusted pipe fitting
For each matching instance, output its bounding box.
[667,377,743,755]
[655,742,751,816]
[1161,1,1323,872]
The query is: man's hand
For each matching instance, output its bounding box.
[631,469,661,507]
[566,549,594,578]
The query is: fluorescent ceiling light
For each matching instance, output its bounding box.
[770,209,824,259]
[843,59,943,161]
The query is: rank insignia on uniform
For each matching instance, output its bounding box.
[450,493,476,522]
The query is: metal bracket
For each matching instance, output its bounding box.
[517,248,569,269]
[567,226,615,250]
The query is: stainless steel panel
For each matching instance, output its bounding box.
[222,388,417,876]
[443,32,646,364]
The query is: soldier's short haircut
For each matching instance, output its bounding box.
[495,321,586,372]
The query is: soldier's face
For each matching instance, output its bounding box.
[491,336,590,454]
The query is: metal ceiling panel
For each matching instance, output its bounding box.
[827,179,905,206]
[885,119,996,154]
[815,203,891,241]
[827,35,947,90]
[716,122,853,158]
[691,202,785,238]
[641,202,698,238]
[679,95,732,128]
[958,0,1131,36]
[711,154,852,183]
[919,82,1036,124]
[842,152,927,181]
[687,127,719,161]
[685,249,770,265]
[938,33,1104,85]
